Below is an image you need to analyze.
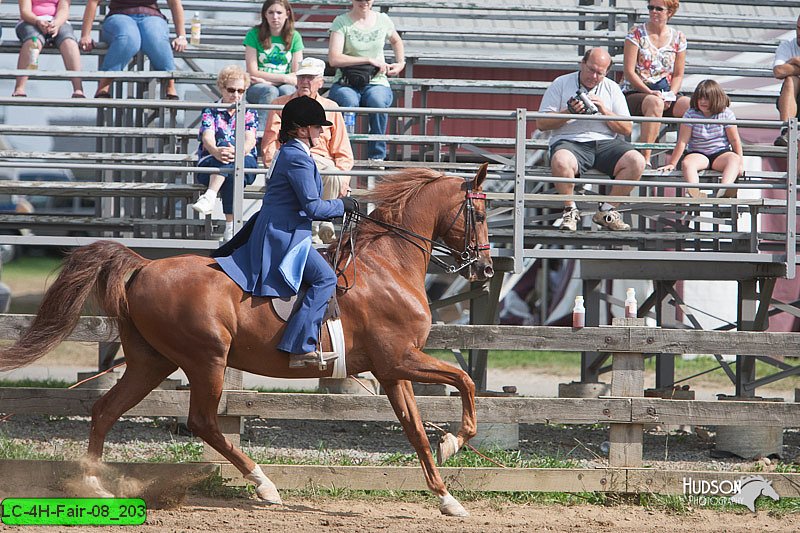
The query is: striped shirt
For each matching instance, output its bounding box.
[684,107,735,155]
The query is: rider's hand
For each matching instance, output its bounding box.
[341,196,358,213]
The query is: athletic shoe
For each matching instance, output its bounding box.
[191,194,215,216]
[774,128,789,147]
[560,207,580,231]
[592,208,630,231]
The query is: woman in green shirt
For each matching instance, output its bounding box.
[244,0,303,126]
[327,0,405,161]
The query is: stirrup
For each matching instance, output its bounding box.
[289,350,338,370]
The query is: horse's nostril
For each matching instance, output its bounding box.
[484,266,494,278]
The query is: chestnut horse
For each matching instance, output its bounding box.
[0,165,493,516]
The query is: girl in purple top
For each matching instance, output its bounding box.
[658,79,743,199]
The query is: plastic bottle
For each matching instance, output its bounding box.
[343,112,356,134]
[624,288,637,319]
[28,36,39,70]
[190,12,202,45]
[572,296,585,329]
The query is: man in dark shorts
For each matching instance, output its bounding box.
[538,48,645,231]
[772,14,800,146]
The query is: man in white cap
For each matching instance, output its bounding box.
[262,57,354,244]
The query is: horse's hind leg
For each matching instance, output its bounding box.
[381,379,468,517]
[85,326,178,496]
[183,364,282,505]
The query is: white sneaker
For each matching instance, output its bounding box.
[318,222,336,243]
[560,207,580,231]
[191,193,215,216]
[223,224,234,242]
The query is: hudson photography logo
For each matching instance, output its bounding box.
[682,475,780,512]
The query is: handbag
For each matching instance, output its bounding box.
[340,65,378,89]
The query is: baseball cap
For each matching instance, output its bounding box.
[296,57,326,77]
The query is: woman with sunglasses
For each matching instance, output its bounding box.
[244,0,303,128]
[620,0,691,166]
[192,65,260,242]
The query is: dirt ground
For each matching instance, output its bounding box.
[8,494,799,533]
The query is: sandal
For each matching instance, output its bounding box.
[93,91,112,98]
[71,91,86,98]
[11,92,26,97]
[684,190,707,199]
[165,93,179,100]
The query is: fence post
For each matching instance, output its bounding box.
[513,107,526,274]
[232,99,246,234]
[202,368,244,462]
[608,317,645,468]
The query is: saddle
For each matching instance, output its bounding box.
[272,292,346,376]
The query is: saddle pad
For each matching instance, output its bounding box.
[327,318,347,378]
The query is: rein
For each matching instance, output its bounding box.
[331,182,489,291]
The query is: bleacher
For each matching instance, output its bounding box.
[0,0,794,281]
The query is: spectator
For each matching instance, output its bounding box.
[773,14,800,146]
[191,65,259,243]
[80,0,187,99]
[658,79,743,199]
[262,57,354,244]
[538,48,645,232]
[244,0,303,128]
[620,0,691,166]
[327,0,405,162]
[13,0,85,98]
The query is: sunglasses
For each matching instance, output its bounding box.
[647,5,667,11]
[225,87,245,94]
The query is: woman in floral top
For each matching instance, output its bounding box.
[192,65,260,242]
[620,0,691,165]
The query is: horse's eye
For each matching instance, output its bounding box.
[476,213,486,223]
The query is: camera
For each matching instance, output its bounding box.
[570,89,598,115]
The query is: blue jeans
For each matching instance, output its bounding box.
[277,249,337,354]
[246,82,295,129]
[100,14,175,72]
[328,82,393,160]
[197,154,257,214]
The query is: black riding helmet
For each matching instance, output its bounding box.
[281,95,333,132]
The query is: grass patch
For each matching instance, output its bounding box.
[0,378,70,388]
[427,349,580,372]
[147,442,204,463]
[0,433,66,460]
[3,256,61,288]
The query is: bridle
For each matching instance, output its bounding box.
[332,179,490,291]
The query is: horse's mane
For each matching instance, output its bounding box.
[341,168,450,250]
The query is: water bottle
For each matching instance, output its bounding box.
[572,295,585,329]
[28,36,39,70]
[625,288,637,319]
[343,112,355,134]
[190,12,202,45]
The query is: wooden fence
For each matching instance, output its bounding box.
[1,315,800,496]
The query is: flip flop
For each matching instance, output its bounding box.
[71,92,86,98]
[11,93,27,97]
[165,93,179,100]
[93,91,112,98]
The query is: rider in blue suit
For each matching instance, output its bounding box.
[215,96,358,368]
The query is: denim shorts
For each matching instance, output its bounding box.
[16,20,77,48]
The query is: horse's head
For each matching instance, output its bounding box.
[439,163,494,282]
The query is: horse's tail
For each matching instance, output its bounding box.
[0,240,149,371]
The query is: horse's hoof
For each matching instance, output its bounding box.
[439,493,469,517]
[255,485,283,505]
[436,432,459,466]
[84,475,114,498]
[246,465,283,505]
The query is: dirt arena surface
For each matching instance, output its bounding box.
[10,494,798,533]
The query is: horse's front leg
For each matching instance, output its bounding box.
[380,378,468,517]
[382,347,477,465]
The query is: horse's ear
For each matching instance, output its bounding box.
[473,162,488,190]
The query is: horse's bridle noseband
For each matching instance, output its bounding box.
[332,179,490,290]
